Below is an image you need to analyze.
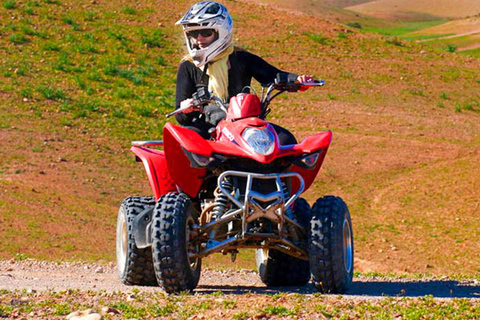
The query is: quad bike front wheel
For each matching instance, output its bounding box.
[116,196,157,286]
[255,198,311,286]
[151,192,201,293]
[309,196,354,293]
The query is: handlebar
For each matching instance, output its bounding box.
[167,74,325,118]
[273,78,325,92]
[166,85,213,118]
[166,93,227,118]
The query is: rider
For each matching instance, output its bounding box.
[175,1,313,143]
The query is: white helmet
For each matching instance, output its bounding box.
[176,1,233,67]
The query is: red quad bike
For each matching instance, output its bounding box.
[116,74,354,294]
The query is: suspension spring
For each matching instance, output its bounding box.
[282,181,293,219]
[212,178,233,218]
[282,180,300,241]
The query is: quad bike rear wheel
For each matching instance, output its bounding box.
[116,196,157,286]
[255,198,311,286]
[151,192,201,293]
[309,196,353,293]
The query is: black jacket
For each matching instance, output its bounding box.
[175,49,284,126]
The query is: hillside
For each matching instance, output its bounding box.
[1,0,480,277]
[242,0,386,25]
[257,1,480,58]
[347,0,480,19]
[404,17,480,54]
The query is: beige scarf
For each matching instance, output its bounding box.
[204,45,234,103]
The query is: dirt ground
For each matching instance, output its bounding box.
[1,0,480,285]
[1,260,479,298]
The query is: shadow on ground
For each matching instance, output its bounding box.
[197,280,480,298]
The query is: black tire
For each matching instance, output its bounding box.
[255,198,311,287]
[151,192,202,293]
[309,196,354,293]
[116,196,157,286]
[292,197,311,229]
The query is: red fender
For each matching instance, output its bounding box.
[289,131,333,193]
[163,123,208,198]
[289,131,332,154]
[227,94,262,120]
[131,146,177,201]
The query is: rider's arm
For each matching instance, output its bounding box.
[243,51,312,87]
[243,51,285,85]
[175,61,202,125]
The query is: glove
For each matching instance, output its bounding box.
[297,75,314,91]
[180,98,197,114]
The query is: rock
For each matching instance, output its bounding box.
[94,267,104,274]
[10,299,27,306]
[66,309,103,320]
[101,307,120,315]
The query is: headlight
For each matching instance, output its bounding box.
[191,152,215,167]
[184,149,216,168]
[294,152,321,169]
[185,151,227,168]
[242,127,275,155]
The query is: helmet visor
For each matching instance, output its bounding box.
[187,29,216,39]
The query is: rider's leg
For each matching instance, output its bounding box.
[183,120,212,139]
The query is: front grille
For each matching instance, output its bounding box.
[226,156,293,173]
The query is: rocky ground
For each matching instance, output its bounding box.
[1,260,479,297]
[0,260,479,319]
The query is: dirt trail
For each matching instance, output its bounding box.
[1,260,479,299]
[417,29,480,42]
[457,42,480,51]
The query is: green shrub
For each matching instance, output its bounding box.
[115,88,137,100]
[10,34,28,44]
[134,105,153,117]
[122,6,137,15]
[140,29,165,48]
[3,0,16,9]
[260,305,295,316]
[23,7,34,14]
[44,0,61,4]
[386,36,405,47]
[346,22,362,29]
[62,16,75,25]
[447,44,457,53]
[21,88,33,98]
[36,86,67,101]
[157,56,166,66]
[84,11,95,21]
[53,303,71,316]
[303,32,330,45]
[112,107,127,118]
